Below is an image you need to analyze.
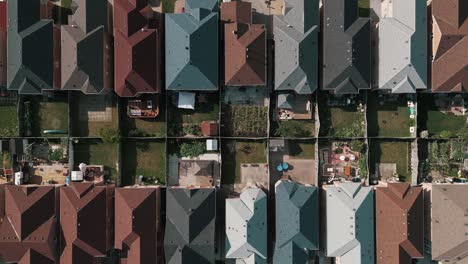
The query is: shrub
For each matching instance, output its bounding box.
[439,130,453,138]
[350,140,365,153]
[183,124,201,136]
[99,128,120,143]
[49,148,64,161]
[180,141,205,158]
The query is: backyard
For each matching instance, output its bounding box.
[221,140,267,184]
[419,94,467,138]
[73,139,119,182]
[222,105,268,137]
[288,140,315,159]
[369,140,411,182]
[367,93,413,138]
[122,97,166,137]
[271,120,315,138]
[23,95,69,137]
[0,98,18,137]
[168,93,219,137]
[121,139,166,186]
[72,94,119,137]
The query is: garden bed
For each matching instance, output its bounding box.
[222,105,268,137]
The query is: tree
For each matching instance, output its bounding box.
[180,141,205,158]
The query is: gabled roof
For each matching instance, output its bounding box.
[61,0,109,94]
[0,185,57,263]
[222,1,266,86]
[165,2,218,91]
[274,0,319,94]
[185,0,219,15]
[273,181,318,264]
[322,0,370,94]
[59,183,114,264]
[429,184,468,262]
[431,0,468,92]
[375,183,424,264]
[225,188,267,263]
[374,0,427,92]
[324,183,374,264]
[7,0,53,94]
[115,187,163,264]
[164,188,216,264]
[114,0,161,97]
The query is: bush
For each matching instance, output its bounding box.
[99,128,120,143]
[439,130,453,138]
[350,140,365,153]
[49,148,64,161]
[183,124,201,136]
[180,141,205,158]
[275,121,309,137]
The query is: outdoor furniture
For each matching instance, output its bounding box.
[282,162,289,171]
[276,164,283,172]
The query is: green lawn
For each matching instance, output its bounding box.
[221,140,267,184]
[288,140,315,159]
[359,0,370,17]
[121,139,166,186]
[272,120,315,138]
[369,140,410,182]
[222,105,268,137]
[367,94,412,137]
[427,110,466,137]
[162,0,178,13]
[37,100,69,137]
[0,104,18,137]
[320,106,364,137]
[122,98,166,137]
[73,140,119,182]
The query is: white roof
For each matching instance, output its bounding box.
[177,92,196,109]
[206,139,218,151]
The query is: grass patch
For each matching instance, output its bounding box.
[427,111,466,138]
[0,104,18,137]
[367,93,411,137]
[369,140,410,182]
[288,140,315,159]
[222,105,268,137]
[122,98,166,137]
[359,0,370,17]
[73,140,119,182]
[162,0,178,13]
[320,106,364,137]
[272,120,314,138]
[73,94,119,137]
[221,140,267,184]
[121,139,166,186]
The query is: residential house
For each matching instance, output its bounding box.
[115,187,163,264]
[274,0,319,94]
[0,185,58,263]
[61,0,111,94]
[7,0,53,94]
[225,187,267,263]
[322,0,370,94]
[164,187,216,264]
[165,0,218,91]
[59,183,114,263]
[376,183,424,264]
[372,0,427,93]
[426,184,468,263]
[431,0,468,92]
[274,180,319,264]
[114,0,161,97]
[221,0,266,86]
[323,182,374,264]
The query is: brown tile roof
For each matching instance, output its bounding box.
[114,0,161,97]
[0,185,58,263]
[375,183,424,264]
[59,183,114,264]
[429,184,468,262]
[201,121,218,136]
[114,187,163,264]
[222,1,266,86]
[431,0,468,92]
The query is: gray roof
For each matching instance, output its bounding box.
[185,0,219,15]
[164,188,216,264]
[165,5,218,91]
[322,0,370,94]
[373,0,427,93]
[324,183,374,264]
[274,0,319,94]
[225,188,267,263]
[273,181,319,264]
[61,0,108,94]
[277,92,294,109]
[7,0,53,94]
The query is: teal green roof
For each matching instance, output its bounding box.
[274,181,319,264]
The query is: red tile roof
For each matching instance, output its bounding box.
[376,183,424,264]
[115,187,163,264]
[0,185,58,263]
[201,121,219,136]
[222,1,266,86]
[114,0,161,97]
[59,183,114,264]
